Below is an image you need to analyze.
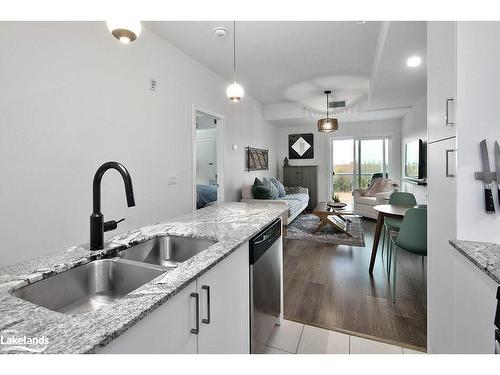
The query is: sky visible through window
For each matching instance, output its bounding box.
[333,139,385,164]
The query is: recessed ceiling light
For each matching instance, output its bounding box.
[407,56,422,68]
[356,21,367,25]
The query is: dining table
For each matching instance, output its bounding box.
[368,204,413,274]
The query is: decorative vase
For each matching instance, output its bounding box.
[284,157,289,167]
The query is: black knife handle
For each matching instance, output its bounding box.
[485,189,495,213]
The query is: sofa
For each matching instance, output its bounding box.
[241,185,309,225]
[352,178,395,219]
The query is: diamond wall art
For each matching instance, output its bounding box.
[288,133,314,159]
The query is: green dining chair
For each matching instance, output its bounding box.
[388,207,427,303]
[380,191,417,276]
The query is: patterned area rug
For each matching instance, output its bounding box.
[285,214,365,247]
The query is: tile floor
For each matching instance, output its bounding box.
[263,320,425,354]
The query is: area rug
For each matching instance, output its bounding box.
[285,214,365,247]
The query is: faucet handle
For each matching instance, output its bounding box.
[104,218,125,232]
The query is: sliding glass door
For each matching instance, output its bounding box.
[332,139,355,203]
[331,137,391,202]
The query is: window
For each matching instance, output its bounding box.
[331,137,391,202]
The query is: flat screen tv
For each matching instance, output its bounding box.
[405,139,426,180]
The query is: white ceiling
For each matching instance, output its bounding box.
[146,21,426,126]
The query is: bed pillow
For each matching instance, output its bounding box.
[270,177,286,197]
[252,178,273,199]
[263,178,279,199]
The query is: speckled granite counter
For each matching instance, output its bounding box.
[449,240,500,284]
[0,202,287,354]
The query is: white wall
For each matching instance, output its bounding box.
[0,22,278,266]
[456,22,500,242]
[400,95,428,203]
[276,119,401,202]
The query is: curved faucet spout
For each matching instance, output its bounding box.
[92,161,135,213]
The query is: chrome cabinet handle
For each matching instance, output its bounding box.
[202,285,211,324]
[190,292,199,334]
[446,149,457,177]
[445,98,455,126]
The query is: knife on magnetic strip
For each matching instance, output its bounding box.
[480,139,495,214]
[495,141,500,208]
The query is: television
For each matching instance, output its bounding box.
[404,139,426,181]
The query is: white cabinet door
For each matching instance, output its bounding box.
[197,243,250,354]
[427,137,457,353]
[98,281,198,354]
[428,21,456,143]
[454,250,498,353]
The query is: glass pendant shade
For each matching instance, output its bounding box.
[226,81,244,102]
[317,117,339,132]
[106,21,142,44]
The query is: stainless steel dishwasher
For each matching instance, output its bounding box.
[249,218,282,354]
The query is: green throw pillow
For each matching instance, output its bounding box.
[252,178,273,199]
[270,177,286,197]
[263,178,279,199]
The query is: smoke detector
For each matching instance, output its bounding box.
[214,27,228,39]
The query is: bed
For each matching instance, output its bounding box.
[196,184,217,209]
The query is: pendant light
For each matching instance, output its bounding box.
[106,21,142,44]
[317,90,339,132]
[226,21,244,102]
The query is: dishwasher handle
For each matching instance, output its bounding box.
[250,219,281,265]
[253,233,272,245]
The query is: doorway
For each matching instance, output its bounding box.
[193,110,224,210]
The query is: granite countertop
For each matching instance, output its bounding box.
[449,239,500,284]
[0,202,287,354]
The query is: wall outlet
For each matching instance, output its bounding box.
[167,174,177,185]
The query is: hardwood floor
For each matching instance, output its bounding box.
[283,218,427,349]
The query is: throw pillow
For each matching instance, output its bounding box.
[270,177,286,197]
[263,177,279,199]
[252,178,273,199]
[366,178,389,197]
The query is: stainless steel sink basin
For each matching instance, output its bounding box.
[118,236,217,268]
[11,258,165,314]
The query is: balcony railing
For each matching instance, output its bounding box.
[333,172,382,191]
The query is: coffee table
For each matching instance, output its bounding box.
[312,202,354,236]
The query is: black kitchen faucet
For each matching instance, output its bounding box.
[90,161,135,250]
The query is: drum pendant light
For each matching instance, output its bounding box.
[317,90,339,132]
[226,21,244,102]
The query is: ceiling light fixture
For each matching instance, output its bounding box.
[226,21,244,102]
[317,90,339,133]
[406,55,422,68]
[106,21,142,44]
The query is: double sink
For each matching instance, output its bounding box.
[11,236,216,315]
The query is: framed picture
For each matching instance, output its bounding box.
[246,147,269,171]
[289,133,314,159]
